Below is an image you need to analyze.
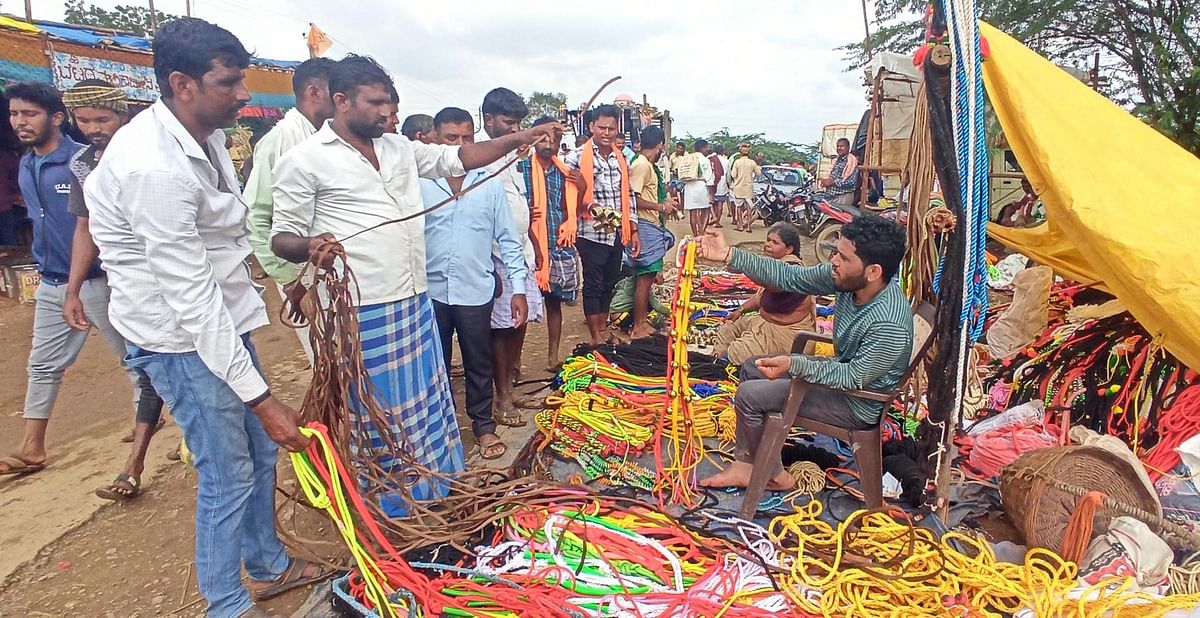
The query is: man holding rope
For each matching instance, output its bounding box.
[84,19,324,618]
[270,56,561,513]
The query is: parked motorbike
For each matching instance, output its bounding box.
[751,183,791,227]
[810,199,908,265]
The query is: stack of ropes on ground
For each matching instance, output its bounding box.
[985,312,1199,466]
[768,500,1200,616]
[656,239,707,508]
[292,422,799,617]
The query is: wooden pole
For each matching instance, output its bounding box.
[860,0,874,61]
[148,0,159,33]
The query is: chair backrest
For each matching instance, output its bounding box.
[898,302,937,388]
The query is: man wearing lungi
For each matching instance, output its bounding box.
[270,56,560,514]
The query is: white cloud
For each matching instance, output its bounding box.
[38,0,872,144]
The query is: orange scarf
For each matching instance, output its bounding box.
[577,139,634,245]
[529,155,579,292]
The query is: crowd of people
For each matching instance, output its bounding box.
[0,16,917,618]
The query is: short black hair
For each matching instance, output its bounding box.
[400,113,433,139]
[6,82,66,117]
[328,54,394,102]
[291,57,336,97]
[842,214,906,280]
[531,116,556,127]
[152,18,250,99]
[433,107,473,131]
[837,137,851,147]
[714,144,726,154]
[767,222,803,256]
[693,138,709,150]
[639,125,664,150]
[591,104,620,123]
[481,87,527,119]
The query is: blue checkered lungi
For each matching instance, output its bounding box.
[356,293,465,516]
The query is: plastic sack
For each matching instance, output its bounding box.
[986,265,1053,359]
[965,400,1046,436]
[1078,517,1172,594]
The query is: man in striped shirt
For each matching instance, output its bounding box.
[696,214,912,490]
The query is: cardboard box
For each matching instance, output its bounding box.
[3,264,40,304]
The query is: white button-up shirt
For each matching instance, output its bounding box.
[84,100,269,402]
[270,122,466,306]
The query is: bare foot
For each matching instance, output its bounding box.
[767,470,796,491]
[699,462,754,488]
[630,322,657,340]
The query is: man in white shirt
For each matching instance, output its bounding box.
[270,57,559,508]
[478,87,543,425]
[244,57,335,363]
[710,144,731,228]
[84,19,320,618]
[683,139,716,237]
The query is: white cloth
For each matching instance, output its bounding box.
[485,149,535,267]
[683,154,714,210]
[270,121,465,306]
[84,100,269,402]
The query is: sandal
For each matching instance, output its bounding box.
[95,473,141,501]
[0,455,45,476]
[478,434,507,460]
[250,557,334,602]
[493,407,527,428]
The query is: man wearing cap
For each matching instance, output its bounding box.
[58,79,169,500]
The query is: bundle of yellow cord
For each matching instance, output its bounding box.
[769,500,1200,617]
[656,238,707,507]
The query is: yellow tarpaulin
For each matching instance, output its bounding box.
[981,21,1200,371]
[0,16,40,33]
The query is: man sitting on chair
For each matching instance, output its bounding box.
[695,214,912,490]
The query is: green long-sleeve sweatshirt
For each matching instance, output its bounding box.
[728,249,913,425]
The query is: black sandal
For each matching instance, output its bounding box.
[95,473,141,501]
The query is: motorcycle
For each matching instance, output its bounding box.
[751,182,791,227]
[809,198,908,265]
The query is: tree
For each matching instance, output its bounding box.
[681,128,815,165]
[524,91,567,121]
[63,0,180,36]
[840,0,1200,155]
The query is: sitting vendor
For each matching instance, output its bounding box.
[695,215,913,490]
[713,222,816,364]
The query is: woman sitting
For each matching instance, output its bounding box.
[713,222,816,364]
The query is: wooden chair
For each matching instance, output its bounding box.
[737,302,936,520]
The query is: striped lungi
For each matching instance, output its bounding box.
[356,293,465,516]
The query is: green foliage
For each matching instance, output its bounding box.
[524,91,567,121]
[840,0,1200,155]
[679,128,817,165]
[63,0,180,36]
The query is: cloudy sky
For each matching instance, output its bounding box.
[37,0,872,145]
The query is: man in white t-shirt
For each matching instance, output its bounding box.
[683,139,715,237]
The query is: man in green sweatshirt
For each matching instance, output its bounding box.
[695,214,912,490]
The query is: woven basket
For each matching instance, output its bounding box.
[1000,445,1161,551]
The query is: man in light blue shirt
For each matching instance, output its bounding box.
[422,107,528,460]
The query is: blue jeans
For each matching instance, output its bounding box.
[126,335,288,618]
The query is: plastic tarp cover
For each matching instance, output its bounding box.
[981,21,1200,371]
[865,51,922,140]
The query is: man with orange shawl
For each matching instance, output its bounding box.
[521,116,579,367]
[565,105,640,345]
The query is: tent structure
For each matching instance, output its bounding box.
[0,17,297,107]
[982,21,1200,371]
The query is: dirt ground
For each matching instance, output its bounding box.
[0,217,769,617]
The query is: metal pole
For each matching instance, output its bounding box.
[186,0,193,17]
[148,0,159,33]
[24,0,33,22]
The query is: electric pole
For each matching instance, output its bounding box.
[148,0,158,33]
[24,0,33,23]
[186,0,193,17]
